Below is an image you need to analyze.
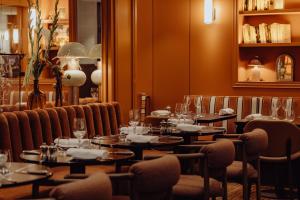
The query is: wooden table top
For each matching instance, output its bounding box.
[92,135,184,149]
[195,114,237,123]
[0,162,52,188]
[20,147,135,167]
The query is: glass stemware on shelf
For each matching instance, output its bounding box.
[73,118,87,148]
[129,109,140,134]
[282,99,295,122]
[271,99,281,119]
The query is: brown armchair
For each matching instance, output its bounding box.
[213,128,268,200]
[244,120,300,199]
[49,172,112,200]
[145,139,235,200]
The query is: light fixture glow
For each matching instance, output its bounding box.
[13,28,19,44]
[204,0,215,24]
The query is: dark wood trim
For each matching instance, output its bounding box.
[69,0,77,42]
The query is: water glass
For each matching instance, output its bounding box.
[175,103,184,119]
[271,99,281,119]
[0,150,11,175]
[129,109,140,134]
[73,118,87,147]
[285,110,295,122]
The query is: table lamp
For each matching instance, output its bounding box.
[88,44,102,100]
[248,56,263,82]
[57,42,87,105]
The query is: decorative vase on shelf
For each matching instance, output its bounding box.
[24,0,60,109]
[27,80,46,109]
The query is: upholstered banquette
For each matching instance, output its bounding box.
[187,96,300,133]
[0,102,122,199]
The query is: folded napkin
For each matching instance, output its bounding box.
[126,134,159,143]
[168,118,194,125]
[151,110,171,117]
[219,108,235,116]
[245,114,263,120]
[54,138,90,148]
[66,148,108,160]
[120,126,149,135]
[176,124,206,132]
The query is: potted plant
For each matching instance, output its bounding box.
[24,0,60,109]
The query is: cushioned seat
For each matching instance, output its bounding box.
[173,175,222,198]
[227,161,258,180]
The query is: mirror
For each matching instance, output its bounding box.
[0,6,22,54]
[276,54,294,81]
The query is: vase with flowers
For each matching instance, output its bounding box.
[24,0,60,109]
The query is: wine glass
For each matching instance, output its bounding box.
[194,96,202,117]
[73,118,87,148]
[271,99,281,119]
[129,109,140,134]
[175,103,184,120]
[0,149,12,176]
[183,95,191,112]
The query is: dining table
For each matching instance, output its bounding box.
[92,135,184,160]
[0,162,52,189]
[235,116,300,134]
[20,147,135,174]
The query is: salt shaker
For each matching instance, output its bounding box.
[48,143,57,162]
[40,143,48,162]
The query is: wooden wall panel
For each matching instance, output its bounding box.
[114,0,133,121]
[151,0,190,109]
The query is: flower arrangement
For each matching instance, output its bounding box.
[25,0,60,109]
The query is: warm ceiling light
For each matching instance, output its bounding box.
[204,0,215,24]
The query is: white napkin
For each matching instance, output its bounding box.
[66,148,108,160]
[151,110,171,117]
[176,124,205,132]
[54,138,90,148]
[245,114,263,120]
[120,126,149,135]
[126,134,159,143]
[168,118,194,125]
[219,108,235,116]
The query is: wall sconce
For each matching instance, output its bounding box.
[248,56,263,82]
[204,0,215,24]
[13,28,19,44]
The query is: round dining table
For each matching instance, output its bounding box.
[92,135,184,160]
[0,162,52,189]
[20,147,135,174]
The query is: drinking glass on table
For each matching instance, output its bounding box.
[271,99,281,119]
[129,109,140,134]
[0,150,12,176]
[183,95,191,112]
[194,96,203,117]
[73,118,87,148]
[175,103,184,121]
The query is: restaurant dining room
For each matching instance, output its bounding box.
[0,0,300,199]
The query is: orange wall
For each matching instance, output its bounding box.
[133,0,300,111]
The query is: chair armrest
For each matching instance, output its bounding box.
[190,141,216,145]
[108,172,134,181]
[213,134,240,140]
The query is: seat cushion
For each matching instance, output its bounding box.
[227,161,258,180]
[173,175,223,198]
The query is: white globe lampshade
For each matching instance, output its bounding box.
[91,69,102,85]
[63,70,87,87]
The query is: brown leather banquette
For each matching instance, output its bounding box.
[0,102,122,162]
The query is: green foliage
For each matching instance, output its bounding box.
[24,0,60,86]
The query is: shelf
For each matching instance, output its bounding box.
[233,81,300,89]
[239,8,300,16]
[239,42,300,47]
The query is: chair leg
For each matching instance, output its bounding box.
[256,180,261,200]
[247,182,252,200]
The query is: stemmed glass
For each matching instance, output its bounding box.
[194,96,203,117]
[271,99,281,119]
[90,87,99,99]
[129,109,140,134]
[175,103,184,121]
[183,95,191,113]
[73,118,87,148]
[0,150,12,179]
[282,99,295,121]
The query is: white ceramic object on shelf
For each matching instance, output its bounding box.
[63,69,86,87]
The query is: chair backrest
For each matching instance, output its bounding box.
[129,155,180,200]
[200,139,235,169]
[239,128,268,160]
[244,120,300,157]
[50,172,112,200]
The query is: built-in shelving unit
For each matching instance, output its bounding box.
[233,0,300,88]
